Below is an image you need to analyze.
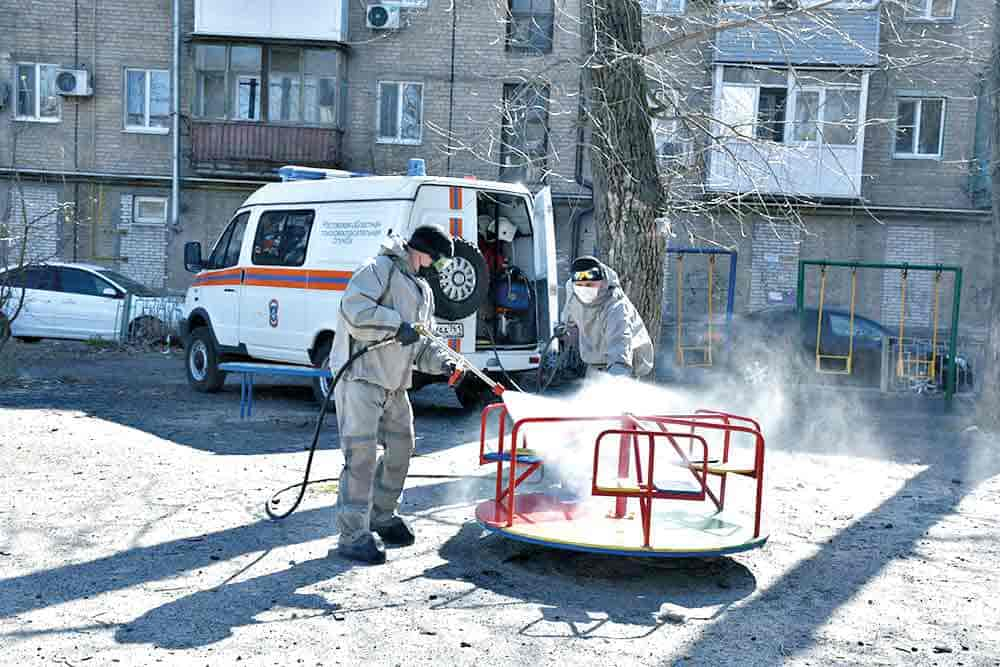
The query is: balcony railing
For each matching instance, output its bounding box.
[190,121,343,173]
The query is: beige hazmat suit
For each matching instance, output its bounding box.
[561,260,654,378]
[329,234,450,547]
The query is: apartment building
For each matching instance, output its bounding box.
[639,0,993,344]
[0,0,993,344]
[0,0,589,292]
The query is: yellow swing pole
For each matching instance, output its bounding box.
[815,266,827,372]
[675,254,684,366]
[897,268,908,377]
[706,255,716,366]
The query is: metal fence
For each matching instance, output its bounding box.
[113,293,185,346]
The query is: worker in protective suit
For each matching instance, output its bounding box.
[329,225,458,564]
[557,256,654,378]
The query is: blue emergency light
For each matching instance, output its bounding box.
[277,165,370,181]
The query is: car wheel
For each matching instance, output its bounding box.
[186,327,226,393]
[311,336,334,405]
[428,237,489,322]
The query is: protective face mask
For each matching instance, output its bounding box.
[573,284,600,304]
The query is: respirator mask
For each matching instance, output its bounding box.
[573,284,600,304]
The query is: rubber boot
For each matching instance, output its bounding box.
[371,516,416,547]
[335,533,386,565]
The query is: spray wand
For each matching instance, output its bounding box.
[412,323,506,397]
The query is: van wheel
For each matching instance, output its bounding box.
[186,327,226,393]
[311,336,334,405]
[429,237,488,322]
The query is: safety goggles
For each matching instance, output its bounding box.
[572,268,602,282]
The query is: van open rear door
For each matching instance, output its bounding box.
[532,186,558,341]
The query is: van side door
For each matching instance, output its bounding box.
[531,186,557,340]
[240,208,315,363]
[195,212,249,347]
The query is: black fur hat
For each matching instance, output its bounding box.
[407,225,454,260]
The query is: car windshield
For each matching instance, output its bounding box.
[96,270,160,296]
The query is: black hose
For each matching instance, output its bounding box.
[266,340,484,520]
[265,343,375,520]
[481,323,526,393]
[536,332,562,394]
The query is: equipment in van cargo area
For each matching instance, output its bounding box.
[179,163,557,408]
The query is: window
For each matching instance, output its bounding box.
[641,0,686,15]
[376,81,423,144]
[133,197,168,225]
[15,63,60,121]
[124,68,170,132]
[650,86,690,162]
[193,44,340,125]
[500,83,550,183]
[508,0,554,54]
[207,212,250,270]
[57,268,108,297]
[718,67,861,146]
[905,0,955,21]
[252,210,315,267]
[895,98,944,158]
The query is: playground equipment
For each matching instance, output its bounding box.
[814,266,858,374]
[670,247,737,368]
[474,401,767,558]
[797,259,963,406]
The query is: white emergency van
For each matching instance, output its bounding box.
[179,165,557,407]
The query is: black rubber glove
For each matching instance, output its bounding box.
[396,322,420,346]
[553,323,568,337]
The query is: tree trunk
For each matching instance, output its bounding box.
[582,0,665,343]
[979,0,1000,431]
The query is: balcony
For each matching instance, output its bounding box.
[190,122,343,174]
[706,66,869,200]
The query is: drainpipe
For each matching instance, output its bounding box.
[170,0,181,229]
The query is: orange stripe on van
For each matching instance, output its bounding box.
[449,217,463,238]
[450,186,463,210]
[192,267,242,287]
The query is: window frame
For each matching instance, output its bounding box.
[192,44,340,128]
[641,0,687,15]
[905,0,956,22]
[375,80,424,145]
[893,97,946,159]
[507,0,555,54]
[250,209,315,268]
[123,68,171,134]
[499,82,551,183]
[14,62,61,123]
[716,66,863,147]
[133,196,169,226]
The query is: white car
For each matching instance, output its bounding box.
[1,262,183,343]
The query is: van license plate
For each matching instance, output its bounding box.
[435,323,464,338]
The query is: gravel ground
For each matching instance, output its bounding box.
[1,339,998,666]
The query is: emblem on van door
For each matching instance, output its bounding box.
[268,299,279,328]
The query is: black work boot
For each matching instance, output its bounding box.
[335,533,386,565]
[370,516,416,547]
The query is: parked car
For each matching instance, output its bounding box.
[721,306,973,393]
[0,262,183,343]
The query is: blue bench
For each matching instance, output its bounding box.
[218,362,332,419]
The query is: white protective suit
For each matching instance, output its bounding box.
[329,234,450,547]
[561,260,654,378]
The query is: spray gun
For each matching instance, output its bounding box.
[413,322,506,397]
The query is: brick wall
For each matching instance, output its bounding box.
[6,184,64,263]
[749,221,801,311]
[118,193,167,287]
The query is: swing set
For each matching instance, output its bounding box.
[796,259,963,405]
[670,247,737,368]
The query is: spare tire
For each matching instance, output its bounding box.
[429,236,488,321]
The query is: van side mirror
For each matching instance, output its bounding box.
[184,241,203,273]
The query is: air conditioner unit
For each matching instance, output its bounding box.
[55,69,93,96]
[366,3,401,30]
